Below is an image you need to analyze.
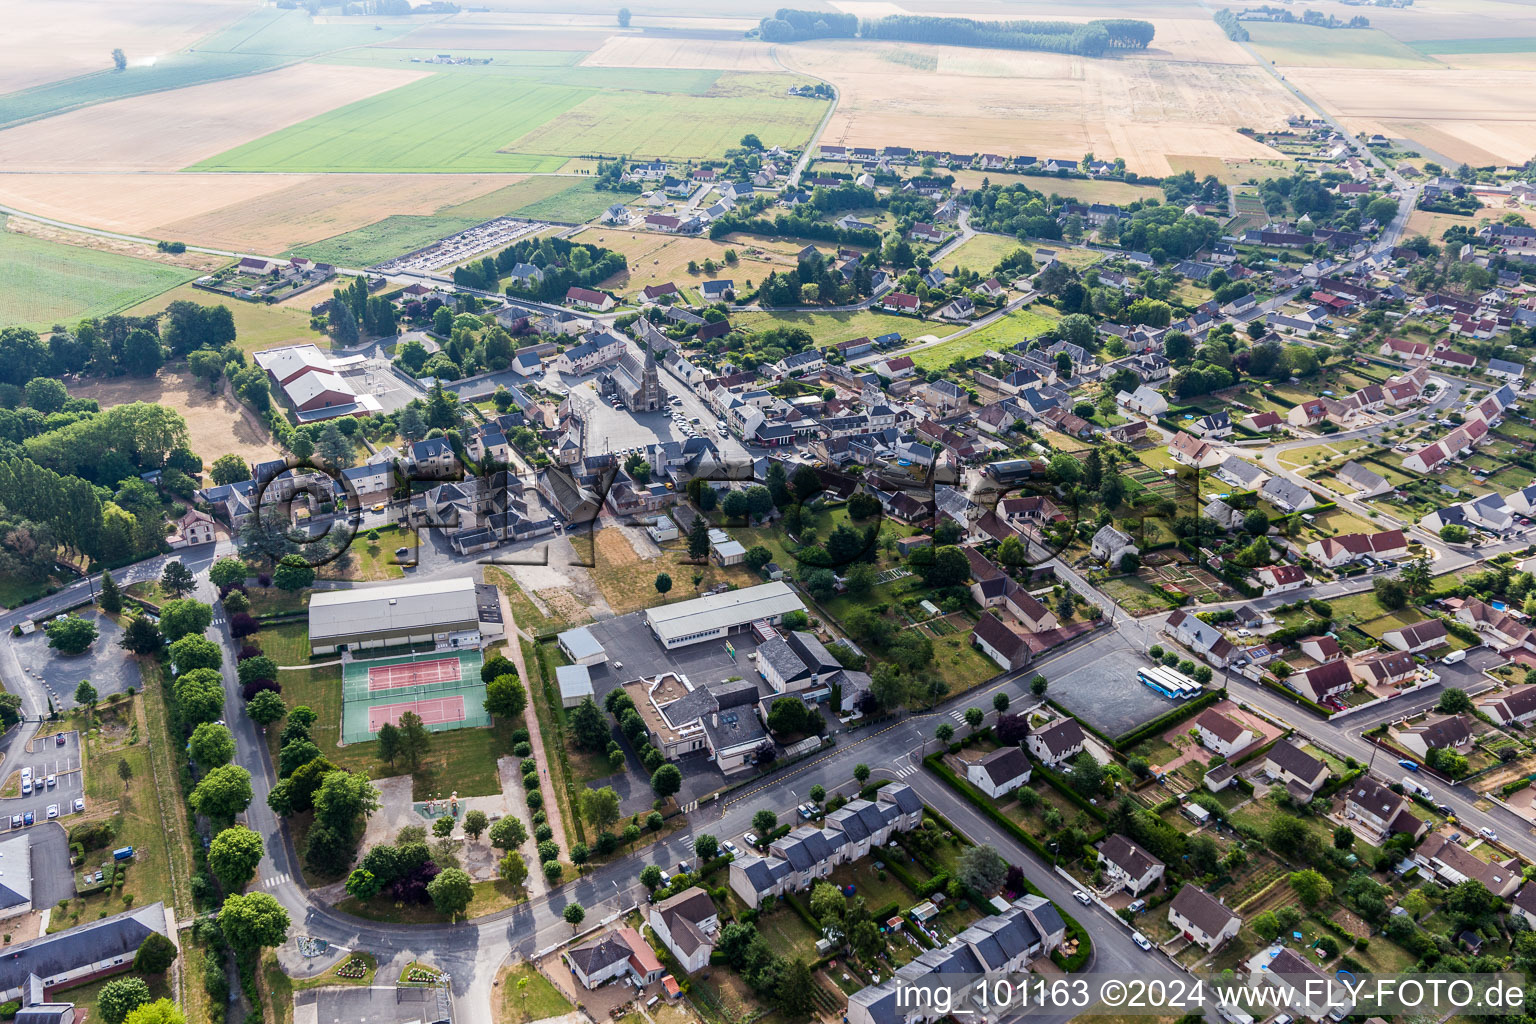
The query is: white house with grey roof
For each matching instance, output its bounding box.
[1090,524,1139,566]
[757,631,840,699]
[1167,884,1240,950]
[729,785,922,909]
[965,746,1033,798]
[1025,718,1086,767]
[1213,455,1268,491]
[1097,834,1165,896]
[0,902,171,1007]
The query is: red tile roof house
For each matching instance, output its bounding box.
[880,293,920,314]
[641,282,680,302]
[1305,529,1408,568]
[909,222,945,244]
[565,287,615,312]
[1255,564,1307,594]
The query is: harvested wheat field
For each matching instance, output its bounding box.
[4,217,226,272]
[0,173,299,239]
[784,39,1296,175]
[154,173,524,254]
[1282,65,1536,166]
[69,370,282,464]
[0,62,426,172]
[580,34,779,71]
[0,0,249,95]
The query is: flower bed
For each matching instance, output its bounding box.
[335,957,370,979]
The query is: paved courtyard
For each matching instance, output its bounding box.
[13,613,141,710]
[1041,644,1180,738]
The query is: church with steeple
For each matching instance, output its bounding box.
[605,342,663,412]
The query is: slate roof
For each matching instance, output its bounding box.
[973,746,1032,788]
[0,902,168,996]
[1169,884,1237,937]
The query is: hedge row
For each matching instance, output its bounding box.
[1261,676,1334,717]
[925,755,1059,863]
[1113,688,1225,752]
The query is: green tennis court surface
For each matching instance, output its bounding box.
[340,648,486,744]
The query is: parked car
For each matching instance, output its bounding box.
[395,547,410,558]
[1479,827,1499,841]
[55,734,65,747]
[45,804,57,820]
[73,798,84,813]
[1128,899,1146,914]
[721,840,741,858]
[743,831,759,847]
[22,812,32,827]
[677,861,693,876]
[45,774,55,788]
[1072,890,1091,906]
[1132,932,1153,951]
[1398,759,1419,772]
[8,816,19,829]
[658,870,671,887]
[21,781,31,796]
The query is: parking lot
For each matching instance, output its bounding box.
[13,611,141,710]
[1043,645,1181,738]
[1,731,85,832]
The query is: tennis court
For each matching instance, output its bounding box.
[341,648,487,744]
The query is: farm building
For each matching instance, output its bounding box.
[308,577,491,654]
[254,343,381,422]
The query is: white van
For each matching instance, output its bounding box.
[1441,649,1467,664]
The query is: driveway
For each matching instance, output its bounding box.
[27,822,74,909]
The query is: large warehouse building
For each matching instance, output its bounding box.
[309,578,500,654]
[642,581,805,649]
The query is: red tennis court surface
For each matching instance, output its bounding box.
[367,696,466,732]
[366,657,461,691]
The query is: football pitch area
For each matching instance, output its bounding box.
[340,647,486,744]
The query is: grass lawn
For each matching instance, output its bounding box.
[1101,576,1181,615]
[587,529,758,616]
[254,619,313,667]
[756,901,822,962]
[337,875,527,923]
[444,178,616,225]
[53,970,174,1024]
[943,231,1030,277]
[319,526,409,582]
[910,307,1058,370]
[827,859,916,911]
[733,308,961,350]
[126,282,322,355]
[0,219,197,329]
[262,656,516,800]
[245,585,309,617]
[55,683,187,932]
[496,962,575,1024]
[0,570,76,609]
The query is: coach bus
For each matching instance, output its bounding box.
[1137,665,1201,700]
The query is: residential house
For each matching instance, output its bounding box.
[1168,432,1221,469]
[649,887,719,972]
[1097,835,1165,897]
[1414,833,1521,898]
[565,928,664,990]
[1167,885,1240,951]
[565,287,614,312]
[1350,649,1418,688]
[1190,411,1232,439]
[1455,596,1535,650]
[1194,708,1255,758]
[880,293,920,314]
[1299,636,1341,662]
[1344,775,1425,841]
[1263,741,1330,800]
[1480,684,1536,727]
[1336,461,1391,498]
[1305,529,1408,568]
[1260,476,1318,513]
[1382,618,1448,654]
[971,612,1032,672]
[1241,411,1284,432]
[1397,715,1473,761]
[965,746,1033,798]
[1164,609,1236,668]
[757,631,840,698]
[1025,718,1085,767]
[1090,524,1139,567]
[1214,456,1268,492]
[1287,659,1353,704]
[1118,386,1169,418]
[1255,564,1308,595]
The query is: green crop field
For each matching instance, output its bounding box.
[291,214,486,267]
[0,9,406,128]
[189,74,583,173]
[0,223,197,328]
[1246,24,1440,68]
[910,308,1058,370]
[733,308,961,349]
[1409,36,1536,54]
[322,48,723,95]
[497,179,616,224]
[503,73,827,162]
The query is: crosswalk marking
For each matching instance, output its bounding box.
[892,764,919,779]
[949,709,966,721]
[679,800,698,814]
[263,872,290,889]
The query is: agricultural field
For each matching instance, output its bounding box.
[779,36,1298,175]
[294,214,487,268]
[443,178,615,225]
[1247,24,1442,69]
[68,368,282,466]
[0,7,411,129]
[942,231,1030,277]
[910,308,1058,370]
[192,69,827,173]
[0,218,196,328]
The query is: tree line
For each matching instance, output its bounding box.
[454,235,626,304]
[1214,9,1249,41]
[758,8,858,42]
[860,16,1154,57]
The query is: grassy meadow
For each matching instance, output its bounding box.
[0,220,197,327]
